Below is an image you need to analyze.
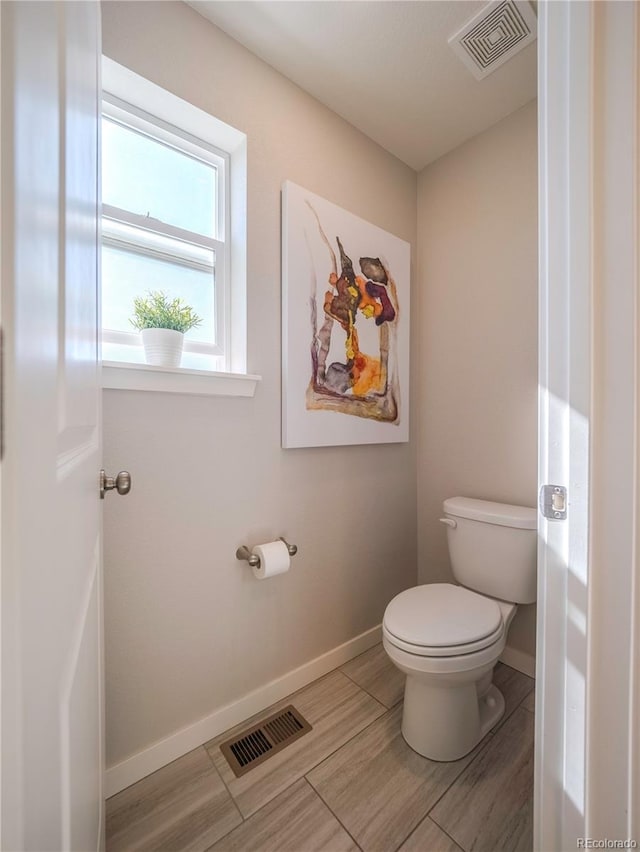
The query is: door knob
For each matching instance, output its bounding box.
[100,469,131,499]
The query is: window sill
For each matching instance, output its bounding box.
[102,361,261,398]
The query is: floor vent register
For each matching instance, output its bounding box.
[219,705,312,777]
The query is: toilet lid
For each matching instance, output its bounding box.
[383,583,503,650]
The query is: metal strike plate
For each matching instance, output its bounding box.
[540,484,567,520]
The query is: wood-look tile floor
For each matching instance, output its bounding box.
[106,646,535,852]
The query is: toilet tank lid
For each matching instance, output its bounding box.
[443,497,537,530]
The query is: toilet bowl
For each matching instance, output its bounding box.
[383,497,537,761]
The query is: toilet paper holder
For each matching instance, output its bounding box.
[236,537,298,568]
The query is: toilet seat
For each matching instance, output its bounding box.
[382,583,505,658]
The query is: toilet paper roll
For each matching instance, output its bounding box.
[251,540,291,579]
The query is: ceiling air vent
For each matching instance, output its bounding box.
[448,0,537,81]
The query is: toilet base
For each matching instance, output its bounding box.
[401,675,505,762]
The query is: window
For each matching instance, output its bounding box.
[101,59,256,395]
[101,96,230,372]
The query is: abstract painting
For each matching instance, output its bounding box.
[282,181,410,448]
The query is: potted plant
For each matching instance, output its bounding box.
[130,290,202,368]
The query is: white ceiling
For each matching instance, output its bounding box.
[188,1,537,171]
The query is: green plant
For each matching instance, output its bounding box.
[130,290,202,333]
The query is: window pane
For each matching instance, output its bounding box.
[102,244,215,344]
[102,117,216,238]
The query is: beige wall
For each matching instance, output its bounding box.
[416,101,538,659]
[101,1,418,769]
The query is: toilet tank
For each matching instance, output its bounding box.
[443,497,537,604]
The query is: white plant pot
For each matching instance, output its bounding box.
[140,328,184,368]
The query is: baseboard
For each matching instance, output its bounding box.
[500,644,536,678]
[105,624,382,798]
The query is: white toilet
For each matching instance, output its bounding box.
[383,496,537,762]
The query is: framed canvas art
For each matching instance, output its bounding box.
[282,181,410,448]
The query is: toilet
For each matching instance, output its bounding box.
[383,496,537,762]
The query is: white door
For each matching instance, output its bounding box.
[536,2,640,848]
[1,2,104,849]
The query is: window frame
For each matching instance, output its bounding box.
[101,56,256,396]
[101,95,232,367]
